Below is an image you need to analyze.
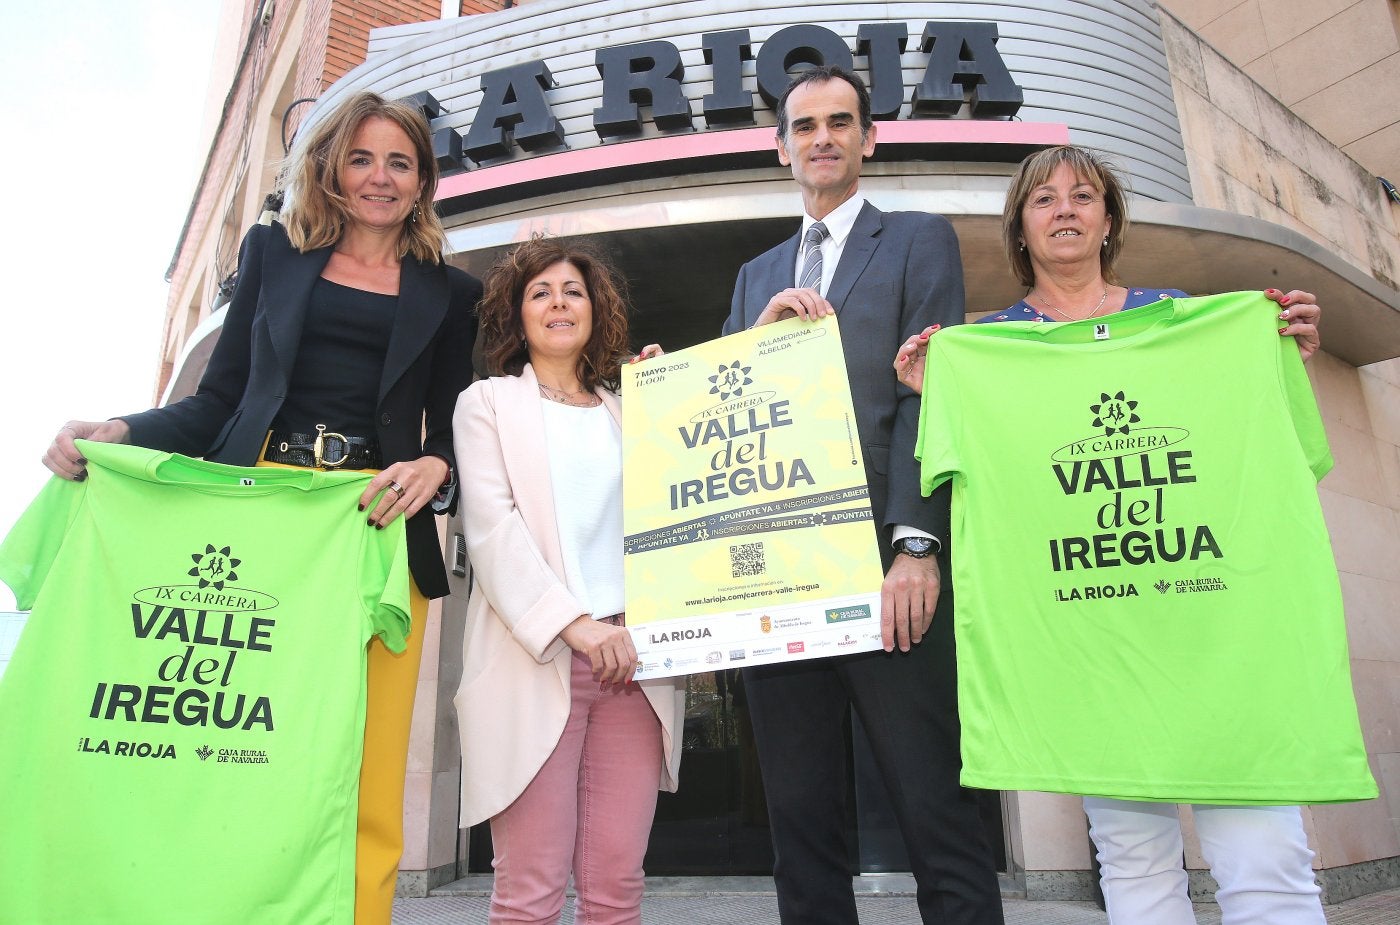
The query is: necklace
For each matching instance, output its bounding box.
[1033,285,1109,322]
[538,382,600,408]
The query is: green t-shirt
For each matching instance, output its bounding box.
[916,292,1376,804]
[0,441,411,925]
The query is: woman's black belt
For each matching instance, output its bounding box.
[264,425,383,470]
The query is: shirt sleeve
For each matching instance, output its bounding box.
[915,336,965,497]
[0,476,87,611]
[360,517,413,654]
[1276,322,1333,483]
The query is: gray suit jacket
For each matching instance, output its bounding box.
[724,201,963,563]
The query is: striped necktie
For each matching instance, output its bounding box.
[798,221,829,293]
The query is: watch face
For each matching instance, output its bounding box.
[901,537,933,555]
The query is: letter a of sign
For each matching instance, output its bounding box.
[913,22,1024,118]
[465,60,565,163]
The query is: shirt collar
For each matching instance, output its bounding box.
[801,194,865,249]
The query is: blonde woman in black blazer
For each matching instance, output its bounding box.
[44,91,479,925]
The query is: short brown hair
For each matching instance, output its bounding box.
[1002,145,1130,288]
[775,65,873,143]
[478,237,632,392]
[280,91,446,264]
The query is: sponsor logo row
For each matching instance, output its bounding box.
[636,630,877,676]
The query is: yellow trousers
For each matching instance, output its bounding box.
[257,452,425,925]
[356,589,426,925]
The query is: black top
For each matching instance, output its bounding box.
[272,277,397,435]
[121,222,483,599]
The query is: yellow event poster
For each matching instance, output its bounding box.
[622,314,885,680]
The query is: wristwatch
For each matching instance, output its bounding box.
[894,536,935,558]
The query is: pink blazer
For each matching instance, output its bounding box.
[452,364,684,827]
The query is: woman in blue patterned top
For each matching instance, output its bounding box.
[895,145,1325,925]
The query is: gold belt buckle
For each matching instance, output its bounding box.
[313,424,350,468]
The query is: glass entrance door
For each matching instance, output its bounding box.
[644,670,782,873]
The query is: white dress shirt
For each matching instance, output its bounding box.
[793,194,866,297]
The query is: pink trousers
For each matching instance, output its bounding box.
[489,652,664,925]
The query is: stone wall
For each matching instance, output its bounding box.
[1163,7,1400,898]
[1160,8,1399,289]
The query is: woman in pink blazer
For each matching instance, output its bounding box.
[452,237,684,925]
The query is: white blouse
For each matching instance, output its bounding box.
[540,398,625,619]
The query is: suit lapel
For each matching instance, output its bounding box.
[497,365,563,565]
[380,256,449,401]
[758,233,802,323]
[825,201,883,312]
[262,228,333,385]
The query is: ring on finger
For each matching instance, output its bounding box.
[388,481,404,496]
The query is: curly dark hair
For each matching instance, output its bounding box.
[478,237,632,392]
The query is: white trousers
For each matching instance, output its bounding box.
[1083,798,1325,925]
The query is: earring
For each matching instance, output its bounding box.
[410,202,422,224]
[1018,242,1025,252]
[1102,236,1109,248]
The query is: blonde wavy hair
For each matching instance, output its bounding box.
[280,91,446,264]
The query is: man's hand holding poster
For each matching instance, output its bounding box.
[623,315,885,680]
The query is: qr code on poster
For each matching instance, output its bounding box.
[730,542,765,578]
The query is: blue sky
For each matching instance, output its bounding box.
[0,2,223,609]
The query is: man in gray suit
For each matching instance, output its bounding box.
[723,65,1003,925]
